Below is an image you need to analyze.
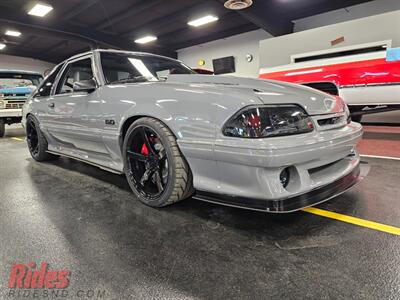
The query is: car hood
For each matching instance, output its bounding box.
[167,74,345,115]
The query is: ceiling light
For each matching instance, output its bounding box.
[134,35,157,44]
[28,3,53,17]
[0,43,6,50]
[5,30,21,37]
[188,15,219,27]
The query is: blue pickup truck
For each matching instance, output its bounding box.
[0,70,43,137]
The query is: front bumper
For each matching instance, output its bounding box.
[0,109,22,118]
[193,161,369,213]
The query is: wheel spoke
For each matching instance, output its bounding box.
[154,171,164,192]
[140,127,156,155]
[127,150,149,162]
[140,167,156,185]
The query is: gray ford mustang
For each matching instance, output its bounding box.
[22,49,369,212]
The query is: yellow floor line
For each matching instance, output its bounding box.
[303,207,400,236]
[11,137,24,141]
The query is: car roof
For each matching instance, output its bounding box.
[0,69,42,76]
[65,49,178,63]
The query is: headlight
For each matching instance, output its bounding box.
[223,105,314,138]
[0,100,4,109]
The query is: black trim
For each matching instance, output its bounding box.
[193,162,369,213]
[349,104,400,116]
[303,82,339,96]
[294,46,386,63]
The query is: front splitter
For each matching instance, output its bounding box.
[193,161,370,213]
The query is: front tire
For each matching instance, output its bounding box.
[123,117,193,207]
[26,115,58,161]
[0,119,5,137]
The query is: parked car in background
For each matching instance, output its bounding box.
[0,70,43,137]
[23,49,368,212]
[259,42,400,122]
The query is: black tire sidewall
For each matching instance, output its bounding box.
[0,119,5,137]
[123,119,180,207]
[26,115,50,161]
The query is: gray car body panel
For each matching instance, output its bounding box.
[23,49,364,210]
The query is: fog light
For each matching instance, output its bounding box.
[280,168,290,188]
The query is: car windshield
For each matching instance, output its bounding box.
[0,73,42,89]
[101,52,195,84]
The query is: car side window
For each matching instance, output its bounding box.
[55,58,93,95]
[34,64,63,97]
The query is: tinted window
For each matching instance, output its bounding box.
[35,65,63,97]
[56,58,93,94]
[100,52,194,84]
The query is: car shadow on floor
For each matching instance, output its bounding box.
[23,156,368,299]
[30,155,361,238]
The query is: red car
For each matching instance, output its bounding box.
[259,43,400,122]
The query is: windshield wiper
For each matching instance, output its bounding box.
[110,75,155,84]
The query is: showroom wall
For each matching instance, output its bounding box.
[258,9,400,124]
[177,29,272,78]
[0,54,54,75]
[293,0,400,32]
[259,10,400,68]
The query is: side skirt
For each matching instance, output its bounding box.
[46,150,123,175]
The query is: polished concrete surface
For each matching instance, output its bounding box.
[0,125,399,299]
[358,125,400,158]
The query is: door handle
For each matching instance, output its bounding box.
[48,103,55,108]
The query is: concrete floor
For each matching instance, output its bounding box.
[0,125,399,299]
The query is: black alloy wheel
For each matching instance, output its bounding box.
[25,115,58,161]
[26,118,39,156]
[126,126,169,199]
[123,117,193,207]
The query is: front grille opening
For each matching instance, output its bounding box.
[303,82,339,96]
[5,103,24,109]
[317,116,345,127]
[308,160,339,175]
[308,157,351,183]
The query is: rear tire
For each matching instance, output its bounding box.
[26,115,58,162]
[123,117,193,207]
[0,119,5,138]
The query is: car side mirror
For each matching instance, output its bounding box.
[73,78,97,93]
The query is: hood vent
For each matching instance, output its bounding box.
[224,0,253,10]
